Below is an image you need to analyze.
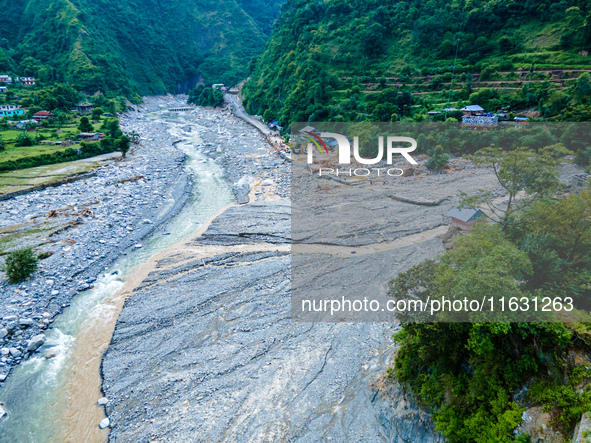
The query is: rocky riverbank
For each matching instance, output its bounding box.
[0,97,195,384]
[0,91,296,388]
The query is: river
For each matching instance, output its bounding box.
[0,108,234,442]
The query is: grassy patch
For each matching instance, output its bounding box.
[0,222,59,255]
[0,143,83,163]
[0,160,98,196]
[515,21,563,51]
[0,116,106,166]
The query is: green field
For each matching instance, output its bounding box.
[0,118,104,166]
[0,222,57,255]
[0,140,79,162]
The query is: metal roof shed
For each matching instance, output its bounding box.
[460,105,485,112]
[446,207,486,230]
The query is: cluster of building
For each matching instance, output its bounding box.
[68,102,112,117]
[0,102,110,122]
[0,107,54,127]
[0,105,53,121]
[212,84,239,94]
[75,132,104,141]
[24,109,106,124]
[70,103,93,113]
[428,104,529,127]
[0,105,24,118]
[32,110,54,121]
[458,105,500,126]
[0,75,36,91]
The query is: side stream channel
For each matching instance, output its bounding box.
[0,108,235,442]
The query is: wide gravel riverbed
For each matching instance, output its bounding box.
[0,95,290,441]
[4,95,578,442]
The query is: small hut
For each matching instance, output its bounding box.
[446,207,486,230]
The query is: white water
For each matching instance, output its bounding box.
[0,109,235,442]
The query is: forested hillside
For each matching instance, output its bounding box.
[243,0,591,124]
[0,0,282,94]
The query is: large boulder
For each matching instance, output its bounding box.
[368,373,445,443]
[233,175,252,204]
[18,318,34,327]
[26,334,46,353]
[9,348,21,358]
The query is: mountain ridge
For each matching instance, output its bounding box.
[0,0,283,94]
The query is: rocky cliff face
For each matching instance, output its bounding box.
[370,374,445,443]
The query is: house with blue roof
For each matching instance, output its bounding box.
[446,207,486,230]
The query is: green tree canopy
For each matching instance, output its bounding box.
[115,135,130,158]
[461,144,570,229]
[78,116,93,132]
[91,107,103,120]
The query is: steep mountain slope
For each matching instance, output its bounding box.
[0,0,282,94]
[242,0,591,124]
